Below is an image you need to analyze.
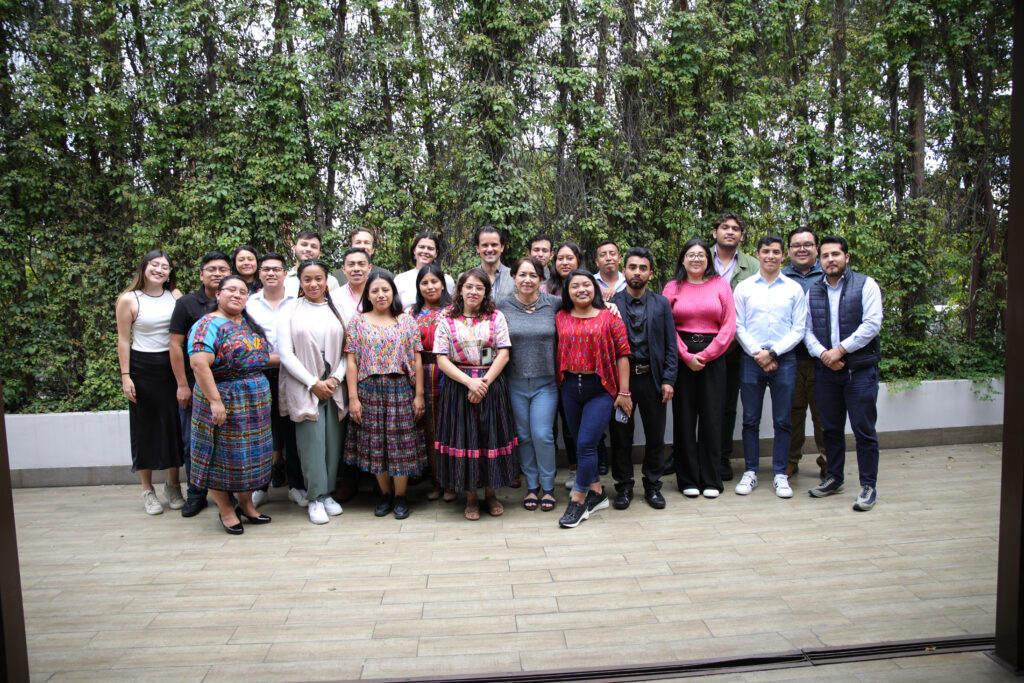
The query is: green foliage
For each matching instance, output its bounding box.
[0,0,1009,412]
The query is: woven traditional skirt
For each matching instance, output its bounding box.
[421,361,442,451]
[128,349,184,472]
[344,374,426,476]
[190,373,272,491]
[435,367,519,491]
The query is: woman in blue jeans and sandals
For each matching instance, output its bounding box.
[498,257,561,512]
[554,270,632,528]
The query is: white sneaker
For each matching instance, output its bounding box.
[142,489,164,515]
[288,488,309,507]
[734,471,757,495]
[774,474,794,498]
[702,488,720,498]
[564,471,576,490]
[323,496,343,516]
[251,489,268,507]
[681,488,700,498]
[308,500,329,524]
[163,482,185,510]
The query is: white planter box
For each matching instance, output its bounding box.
[4,378,1004,487]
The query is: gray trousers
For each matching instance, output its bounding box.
[294,399,346,502]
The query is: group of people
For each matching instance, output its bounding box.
[116,213,884,534]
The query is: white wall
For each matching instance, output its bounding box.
[4,378,1005,471]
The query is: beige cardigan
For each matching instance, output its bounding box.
[278,299,348,422]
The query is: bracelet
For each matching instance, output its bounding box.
[121,372,131,376]
[618,391,631,397]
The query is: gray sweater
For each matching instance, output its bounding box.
[497,292,561,379]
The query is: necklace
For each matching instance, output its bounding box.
[516,295,538,313]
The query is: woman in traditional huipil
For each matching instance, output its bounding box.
[188,275,278,534]
[434,268,518,520]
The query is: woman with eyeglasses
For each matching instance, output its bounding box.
[116,250,185,515]
[188,275,279,534]
[662,238,735,499]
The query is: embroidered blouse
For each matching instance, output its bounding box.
[415,307,443,356]
[344,313,421,382]
[433,310,511,366]
[555,308,631,397]
[187,315,270,382]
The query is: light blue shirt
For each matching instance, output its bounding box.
[733,271,808,357]
[804,271,883,358]
[594,270,627,295]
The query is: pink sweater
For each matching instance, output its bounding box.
[662,277,736,363]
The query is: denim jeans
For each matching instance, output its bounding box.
[559,373,614,494]
[508,375,559,491]
[815,364,880,487]
[740,353,796,475]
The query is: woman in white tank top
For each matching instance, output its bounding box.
[115,250,186,516]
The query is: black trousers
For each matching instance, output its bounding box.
[720,344,742,460]
[610,371,667,492]
[673,346,726,492]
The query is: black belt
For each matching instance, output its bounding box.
[680,332,711,343]
[631,360,651,375]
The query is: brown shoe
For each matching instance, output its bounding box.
[785,462,799,477]
[815,455,828,481]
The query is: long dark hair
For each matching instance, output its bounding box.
[217,275,267,341]
[123,249,176,295]
[559,269,607,312]
[413,262,452,316]
[297,259,344,324]
[546,241,583,296]
[447,267,495,318]
[360,271,404,318]
[231,245,261,291]
[672,238,718,283]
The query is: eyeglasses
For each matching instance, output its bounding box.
[259,266,284,273]
[203,266,231,274]
[685,253,707,261]
[790,242,816,250]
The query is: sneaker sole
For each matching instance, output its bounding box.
[734,486,756,495]
[775,489,794,499]
[853,501,875,511]
[587,499,610,514]
[559,507,591,529]
[808,486,844,498]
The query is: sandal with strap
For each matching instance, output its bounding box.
[540,490,556,512]
[464,498,481,521]
[485,495,504,517]
[523,488,540,511]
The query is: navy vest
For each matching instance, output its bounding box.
[808,270,881,370]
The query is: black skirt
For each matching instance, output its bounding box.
[129,349,184,472]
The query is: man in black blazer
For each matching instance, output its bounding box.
[609,247,679,509]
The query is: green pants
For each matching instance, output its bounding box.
[294,399,346,502]
[789,357,825,463]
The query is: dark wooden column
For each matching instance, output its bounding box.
[994,0,1024,673]
[0,382,29,681]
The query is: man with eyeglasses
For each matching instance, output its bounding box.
[168,251,232,517]
[245,253,307,509]
[782,227,827,480]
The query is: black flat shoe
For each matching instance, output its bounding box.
[612,488,633,510]
[644,488,666,510]
[235,506,271,524]
[181,497,208,518]
[374,493,394,517]
[393,496,410,520]
[220,514,244,535]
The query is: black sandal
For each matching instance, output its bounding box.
[523,488,540,511]
[540,490,556,512]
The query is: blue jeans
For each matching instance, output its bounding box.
[740,353,796,475]
[559,373,614,494]
[508,375,559,491]
[815,364,880,488]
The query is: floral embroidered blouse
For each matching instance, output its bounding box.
[344,313,422,383]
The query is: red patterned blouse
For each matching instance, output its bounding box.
[555,308,631,397]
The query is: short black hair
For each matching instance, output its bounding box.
[342,247,371,264]
[624,247,653,269]
[819,235,849,254]
[200,251,231,269]
[474,224,504,246]
[596,239,619,252]
[259,251,285,267]
[528,233,553,251]
[756,235,784,251]
[712,212,745,233]
[787,227,818,247]
[294,230,321,244]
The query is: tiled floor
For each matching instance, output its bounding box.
[14,443,1012,682]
